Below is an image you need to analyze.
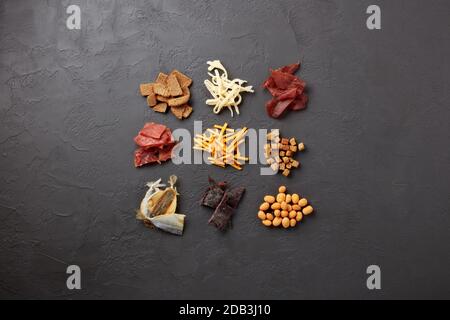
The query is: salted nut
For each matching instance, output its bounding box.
[258,185,314,229]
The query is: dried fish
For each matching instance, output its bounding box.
[136,175,185,235]
[150,214,186,236]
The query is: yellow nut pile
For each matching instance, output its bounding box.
[258,186,314,229]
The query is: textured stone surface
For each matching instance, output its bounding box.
[0,0,449,299]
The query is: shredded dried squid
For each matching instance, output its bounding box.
[204,60,254,116]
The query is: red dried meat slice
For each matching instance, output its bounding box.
[133,122,176,167]
[134,127,174,149]
[262,63,308,118]
[271,98,295,119]
[277,87,298,101]
[134,148,159,167]
[276,62,300,74]
[289,94,309,111]
[270,70,297,90]
[134,143,175,167]
[158,144,175,162]
[140,122,167,139]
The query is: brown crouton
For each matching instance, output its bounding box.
[152,102,168,113]
[155,72,168,84]
[140,83,154,96]
[153,83,170,97]
[170,105,185,119]
[168,92,190,107]
[146,93,157,107]
[156,95,169,103]
[166,73,183,96]
[171,69,192,88]
[182,105,193,118]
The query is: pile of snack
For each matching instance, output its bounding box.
[258,186,313,228]
[140,70,193,119]
[136,175,185,235]
[134,122,176,167]
[204,60,254,117]
[200,177,246,231]
[194,122,249,170]
[264,130,305,177]
[133,61,317,236]
[263,63,308,118]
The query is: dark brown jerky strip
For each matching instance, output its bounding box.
[208,194,235,231]
[225,187,246,209]
[200,177,227,209]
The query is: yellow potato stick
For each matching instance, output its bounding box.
[194,123,249,170]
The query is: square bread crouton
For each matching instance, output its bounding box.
[182,105,193,118]
[170,105,184,119]
[146,93,157,107]
[171,69,192,88]
[153,82,170,97]
[155,72,168,84]
[140,83,154,96]
[152,102,168,113]
[167,73,183,97]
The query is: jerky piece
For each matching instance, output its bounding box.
[153,83,170,97]
[140,122,167,139]
[167,73,183,96]
[155,72,168,84]
[153,102,168,113]
[140,83,154,96]
[182,105,193,118]
[226,187,246,209]
[170,105,184,120]
[208,193,234,231]
[200,177,227,209]
[172,69,192,88]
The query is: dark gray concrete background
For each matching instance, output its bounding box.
[0,0,449,300]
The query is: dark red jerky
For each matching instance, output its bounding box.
[200,177,246,231]
[262,62,308,119]
[226,187,246,209]
[276,62,300,74]
[200,177,226,209]
[208,194,234,231]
